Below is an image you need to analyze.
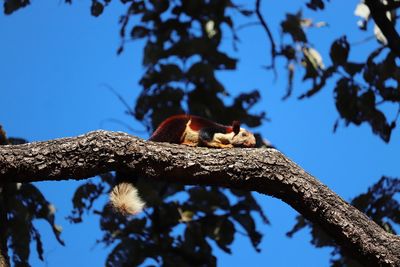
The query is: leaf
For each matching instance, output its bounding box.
[374,24,387,45]
[106,239,147,267]
[281,11,307,43]
[140,64,183,89]
[8,200,32,266]
[343,62,364,76]
[237,8,253,17]
[305,0,325,11]
[3,0,30,15]
[90,0,104,17]
[67,180,105,223]
[233,213,262,251]
[330,36,349,66]
[188,187,231,212]
[149,0,169,14]
[143,42,163,66]
[354,2,370,20]
[179,209,194,222]
[303,47,324,71]
[354,2,370,30]
[213,218,235,253]
[286,215,307,237]
[18,184,65,245]
[205,20,217,38]
[334,78,360,124]
[130,25,149,39]
[32,228,44,261]
[231,192,269,224]
[299,66,335,99]
[209,50,237,70]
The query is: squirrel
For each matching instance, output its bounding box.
[109,114,256,215]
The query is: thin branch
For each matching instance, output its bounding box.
[235,21,261,31]
[255,0,277,77]
[350,35,376,46]
[0,130,399,266]
[100,83,136,118]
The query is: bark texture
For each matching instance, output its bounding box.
[0,130,399,266]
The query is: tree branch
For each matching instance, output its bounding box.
[383,1,400,11]
[0,130,399,266]
[255,0,277,75]
[365,0,400,58]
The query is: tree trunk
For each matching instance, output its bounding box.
[0,130,399,266]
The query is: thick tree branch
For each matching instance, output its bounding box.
[383,1,400,11]
[365,0,400,58]
[0,130,399,266]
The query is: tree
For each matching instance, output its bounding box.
[0,0,399,266]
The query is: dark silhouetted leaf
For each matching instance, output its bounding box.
[68,180,105,223]
[3,0,30,15]
[130,25,149,39]
[330,36,349,66]
[281,11,307,43]
[233,213,262,252]
[343,62,364,76]
[91,0,104,17]
[306,0,326,10]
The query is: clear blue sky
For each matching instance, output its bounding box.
[0,1,399,266]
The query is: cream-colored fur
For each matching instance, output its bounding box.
[181,119,256,148]
[109,183,145,215]
[181,119,201,146]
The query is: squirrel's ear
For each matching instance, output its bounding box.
[232,121,240,135]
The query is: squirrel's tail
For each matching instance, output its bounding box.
[109,182,145,215]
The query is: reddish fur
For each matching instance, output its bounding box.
[149,115,236,143]
[149,115,190,143]
[186,116,232,132]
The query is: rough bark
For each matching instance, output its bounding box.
[0,130,399,266]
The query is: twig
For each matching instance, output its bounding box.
[100,83,135,118]
[255,0,277,78]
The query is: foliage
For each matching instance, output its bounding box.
[0,127,64,267]
[2,0,400,266]
[276,1,400,142]
[68,173,268,266]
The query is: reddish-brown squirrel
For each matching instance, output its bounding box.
[109,115,256,215]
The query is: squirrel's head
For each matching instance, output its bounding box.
[231,127,256,147]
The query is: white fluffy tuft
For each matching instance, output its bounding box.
[109,183,145,215]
